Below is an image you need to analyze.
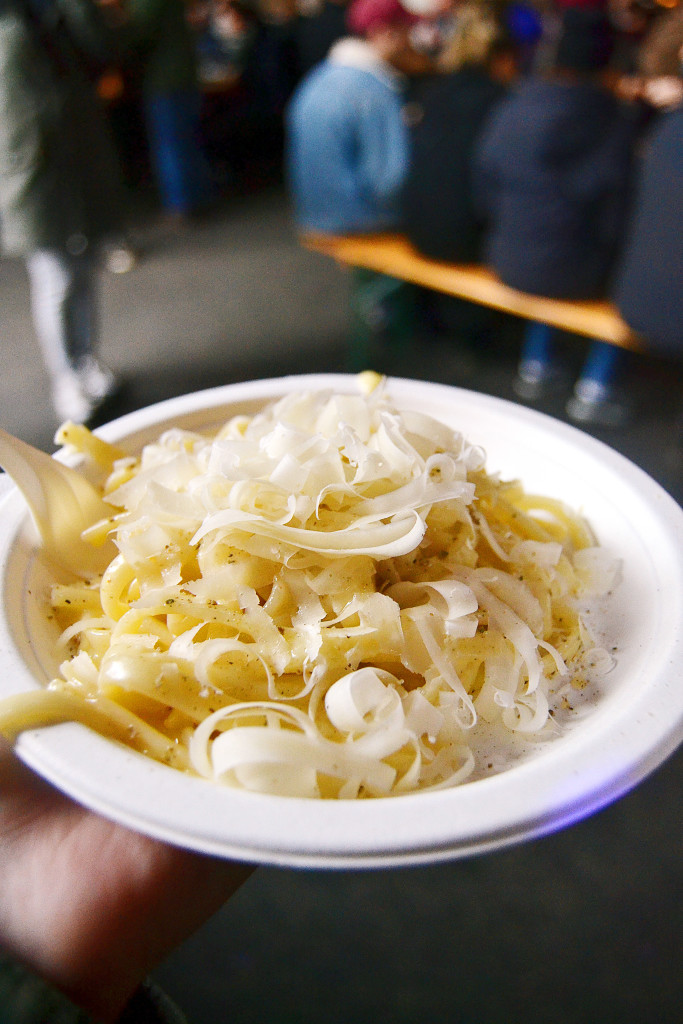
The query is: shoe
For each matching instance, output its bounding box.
[76,355,118,403]
[52,374,95,423]
[566,378,632,428]
[103,242,138,274]
[52,357,119,424]
[513,359,566,401]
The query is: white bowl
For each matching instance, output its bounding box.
[1,375,682,868]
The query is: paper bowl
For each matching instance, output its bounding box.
[1,374,681,868]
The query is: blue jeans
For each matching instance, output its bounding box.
[143,90,213,215]
[521,323,624,392]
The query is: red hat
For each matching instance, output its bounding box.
[347,0,421,36]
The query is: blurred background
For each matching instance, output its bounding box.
[0,0,681,1021]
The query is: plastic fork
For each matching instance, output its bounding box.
[0,427,115,576]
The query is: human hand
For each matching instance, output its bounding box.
[0,736,253,1022]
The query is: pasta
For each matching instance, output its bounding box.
[0,374,619,798]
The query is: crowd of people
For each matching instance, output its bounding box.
[0,0,680,428]
[286,0,683,426]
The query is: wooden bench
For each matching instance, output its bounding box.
[302,232,641,365]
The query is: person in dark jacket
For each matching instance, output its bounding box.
[475,8,635,300]
[0,0,127,423]
[613,95,683,358]
[474,7,638,426]
[401,4,519,265]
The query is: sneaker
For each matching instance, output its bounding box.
[52,357,119,424]
[566,378,632,428]
[76,355,118,403]
[103,242,137,275]
[513,359,566,401]
[52,373,98,423]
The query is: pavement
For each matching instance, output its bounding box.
[1,183,681,1024]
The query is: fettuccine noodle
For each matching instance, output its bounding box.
[0,375,619,798]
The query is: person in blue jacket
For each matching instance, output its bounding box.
[474,7,638,427]
[285,0,429,236]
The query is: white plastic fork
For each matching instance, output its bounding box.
[0,427,115,576]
